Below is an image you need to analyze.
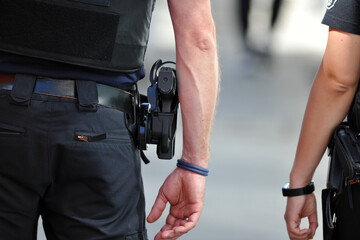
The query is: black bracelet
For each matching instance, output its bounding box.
[282,181,315,197]
[176,159,209,176]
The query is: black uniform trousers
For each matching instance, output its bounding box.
[333,184,360,240]
[0,76,147,239]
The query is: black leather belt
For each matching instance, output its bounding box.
[0,74,134,113]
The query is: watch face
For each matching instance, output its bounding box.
[282,182,290,189]
[327,0,337,10]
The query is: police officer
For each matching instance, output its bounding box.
[284,0,360,239]
[0,0,219,239]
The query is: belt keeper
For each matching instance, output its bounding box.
[10,74,36,106]
[76,80,98,112]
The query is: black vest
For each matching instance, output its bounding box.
[0,0,156,72]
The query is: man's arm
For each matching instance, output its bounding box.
[147,0,219,239]
[285,28,360,240]
[168,0,219,167]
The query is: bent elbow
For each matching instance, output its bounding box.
[324,69,359,94]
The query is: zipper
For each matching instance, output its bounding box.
[75,132,131,143]
[76,133,106,142]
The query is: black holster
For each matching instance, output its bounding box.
[323,122,360,239]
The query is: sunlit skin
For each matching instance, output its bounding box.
[147,0,219,239]
[285,28,360,240]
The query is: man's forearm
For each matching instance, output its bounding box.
[168,0,219,168]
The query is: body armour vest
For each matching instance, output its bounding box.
[0,0,155,72]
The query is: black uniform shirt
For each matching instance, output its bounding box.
[322,0,360,35]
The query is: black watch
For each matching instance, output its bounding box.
[282,181,315,197]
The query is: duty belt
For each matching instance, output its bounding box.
[0,73,134,113]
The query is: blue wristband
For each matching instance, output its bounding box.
[176,159,209,176]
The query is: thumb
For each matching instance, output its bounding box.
[147,189,168,223]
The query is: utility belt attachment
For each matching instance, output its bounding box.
[136,60,179,162]
[327,123,360,193]
[322,122,360,240]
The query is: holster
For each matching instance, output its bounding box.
[323,122,360,240]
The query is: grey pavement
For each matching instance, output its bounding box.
[37,0,331,239]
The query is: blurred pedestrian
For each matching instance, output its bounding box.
[238,0,283,53]
[283,0,360,239]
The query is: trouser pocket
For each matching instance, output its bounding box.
[0,121,25,136]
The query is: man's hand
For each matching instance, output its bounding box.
[147,168,206,240]
[284,194,318,240]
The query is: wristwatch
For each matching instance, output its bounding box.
[282,181,315,197]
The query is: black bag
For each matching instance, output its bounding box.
[328,123,360,186]
[323,123,360,240]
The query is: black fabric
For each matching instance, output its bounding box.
[0,0,118,62]
[348,85,360,131]
[322,0,360,35]
[0,89,147,240]
[0,0,156,72]
[332,184,360,239]
[322,189,335,240]
[70,0,110,7]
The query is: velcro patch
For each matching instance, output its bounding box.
[0,0,119,62]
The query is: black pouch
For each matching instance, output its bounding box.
[323,123,360,240]
[330,124,360,182]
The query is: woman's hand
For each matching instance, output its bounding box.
[284,193,318,240]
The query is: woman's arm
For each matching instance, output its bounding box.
[285,28,360,240]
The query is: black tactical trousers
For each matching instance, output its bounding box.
[0,80,147,239]
[333,184,360,239]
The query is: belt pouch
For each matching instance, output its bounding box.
[10,74,36,106]
[76,80,98,112]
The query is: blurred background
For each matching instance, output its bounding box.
[36,0,330,239]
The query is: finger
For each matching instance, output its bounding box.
[160,212,200,239]
[155,229,179,240]
[165,213,177,226]
[160,224,173,232]
[159,229,181,239]
[174,212,199,233]
[147,189,168,223]
[308,212,318,238]
[287,218,311,239]
[289,228,311,239]
[173,221,196,234]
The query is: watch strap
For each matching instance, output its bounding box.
[282,181,315,197]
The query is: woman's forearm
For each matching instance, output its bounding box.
[290,61,357,188]
[290,28,360,188]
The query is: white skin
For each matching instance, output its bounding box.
[285,28,360,240]
[147,0,219,240]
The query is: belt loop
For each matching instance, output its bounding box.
[75,80,98,112]
[10,74,36,106]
